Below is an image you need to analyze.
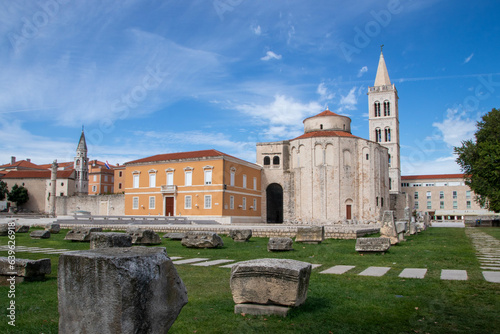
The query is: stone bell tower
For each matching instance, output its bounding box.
[368,46,401,194]
[74,129,89,195]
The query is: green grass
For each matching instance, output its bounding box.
[0,227,499,333]
[480,227,500,240]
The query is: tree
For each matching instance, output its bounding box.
[0,181,7,200]
[455,108,500,213]
[7,184,29,208]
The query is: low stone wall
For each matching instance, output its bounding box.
[55,194,125,216]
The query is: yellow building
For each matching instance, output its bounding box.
[124,149,262,224]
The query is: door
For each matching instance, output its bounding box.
[266,183,283,223]
[346,205,352,220]
[165,197,174,216]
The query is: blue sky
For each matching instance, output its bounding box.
[1,0,499,175]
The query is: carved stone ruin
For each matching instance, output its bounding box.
[267,237,293,252]
[45,223,61,234]
[295,226,324,244]
[355,237,391,253]
[181,231,223,248]
[58,247,187,334]
[163,232,186,240]
[0,257,51,284]
[0,223,8,236]
[127,228,161,245]
[30,230,51,239]
[90,232,132,249]
[64,227,103,242]
[15,224,30,233]
[395,222,406,242]
[379,211,398,245]
[229,229,252,242]
[230,258,312,317]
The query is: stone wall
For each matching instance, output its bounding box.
[56,194,125,216]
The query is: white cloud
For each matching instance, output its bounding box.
[317,83,334,101]
[339,87,358,111]
[463,53,474,64]
[357,66,368,78]
[432,108,477,147]
[401,154,462,175]
[252,25,262,35]
[261,51,282,61]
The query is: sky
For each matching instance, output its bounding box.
[1,0,499,175]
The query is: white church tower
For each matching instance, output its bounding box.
[74,129,89,195]
[368,47,401,194]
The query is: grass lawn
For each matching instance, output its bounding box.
[480,227,500,240]
[0,227,499,333]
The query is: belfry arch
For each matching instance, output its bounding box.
[266,183,283,224]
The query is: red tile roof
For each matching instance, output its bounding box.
[401,174,465,180]
[0,160,47,170]
[38,161,74,170]
[303,109,347,123]
[292,130,359,141]
[0,170,74,179]
[125,149,254,166]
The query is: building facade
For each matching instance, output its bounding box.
[88,160,115,195]
[113,164,126,193]
[123,150,262,224]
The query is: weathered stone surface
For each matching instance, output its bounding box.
[267,237,293,252]
[15,225,30,233]
[395,222,406,242]
[295,226,324,244]
[355,237,391,253]
[380,211,398,245]
[90,232,132,249]
[127,228,161,245]
[230,229,252,242]
[58,247,187,334]
[409,221,417,235]
[181,231,223,248]
[45,223,61,234]
[0,257,51,278]
[163,232,186,240]
[230,258,311,307]
[30,230,51,239]
[234,304,290,317]
[65,227,103,242]
[0,223,9,236]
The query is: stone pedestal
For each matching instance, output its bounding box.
[181,231,223,248]
[90,232,132,249]
[230,229,252,242]
[295,226,324,244]
[0,257,51,283]
[30,230,51,239]
[127,229,161,245]
[163,232,186,240]
[45,223,61,234]
[267,237,293,252]
[65,227,103,242]
[58,247,187,334]
[355,237,391,253]
[380,211,398,245]
[15,225,30,233]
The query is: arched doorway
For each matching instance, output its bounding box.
[266,183,283,223]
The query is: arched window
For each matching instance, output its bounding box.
[388,154,391,166]
[273,156,280,165]
[384,101,390,116]
[374,102,381,117]
[263,156,271,165]
[320,124,323,129]
[375,129,382,143]
[387,128,391,142]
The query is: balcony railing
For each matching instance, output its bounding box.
[161,185,177,194]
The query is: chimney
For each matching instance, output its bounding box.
[27,158,31,163]
[11,156,16,164]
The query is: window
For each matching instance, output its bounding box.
[230,169,235,186]
[118,183,122,189]
[242,197,246,210]
[166,172,173,186]
[388,154,391,165]
[104,186,108,193]
[381,197,384,207]
[204,169,212,185]
[453,201,458,209]
[253,198,257,211]
[243,175,247,188]
[375,129,382,143]
[133,197,139,209]
[374,102,381,117]
[427,201,432,210]
[263,156,271,165]
[439,191,444,199]
[384,128,391,142]
[453,191,457,199]
[204,195,212,209]
[185,195,192,209]
[414,192,419,200]
[93,175,97,182]
[149,196,155,209]
[104,175,108,182]
[92,185,97,192]
[119,171,122,177]
[320,124,323,129]
[366,154,369,160]
[415,201,419,210]
[60,192,64,196]
[389,178,392,190]
[185,170,192,186]
[466,190,471,199]
[384,101,390,116]
[253,177,257,190]
[426,191,431,199]
[230,196,234,210]
[133,173,140,188]
[466,201,471,209]
[376,197,379,206]
[440,201,445,209]
[273,156,280,165]
[149,173,156,188]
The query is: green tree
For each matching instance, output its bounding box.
[0,181,7,200]
[455,108,500,212]
[7,184,29,207]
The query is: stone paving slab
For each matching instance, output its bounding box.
[192,259,235,267]
[358,266,391,277]
[320,265,355,275]
[172,258,209,265]
[441,270,467,280]
[311,264,322,269]
[220,262,240,268]
[482,271,500,283]
[480,266,500,271]
[169,256,183,260]
[399,268,427,279]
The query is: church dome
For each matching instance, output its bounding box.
[303,109,351,134]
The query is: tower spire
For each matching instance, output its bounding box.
[77,128,87,152]
[374,47,391,86]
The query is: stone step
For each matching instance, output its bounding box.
[441,270,467,281]
[398,268,427,279]
[358,266,391,277]
[320,265,355,275]
[171,258,209,265]
[192,259,235,267]
[483,271,500,283]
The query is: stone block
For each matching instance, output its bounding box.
[30,230,51,239]
[0,223,8,236]
[163,232,186,240]
[127,228,161,245]
[90,232,132,249]
[355,237,391,253]
[295,226,324,244]
[395,222,406,234]
[230,229,252,242]
[230,258,311,307]
[15,225,30,233]
[267,237,293,252]
[45,223,61,234]
[409,222,417,235]
[0,257,51,279]
[181,231,223,248]
[380,211,398,245]
[58,247,188,334]
[65,227,103,242]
